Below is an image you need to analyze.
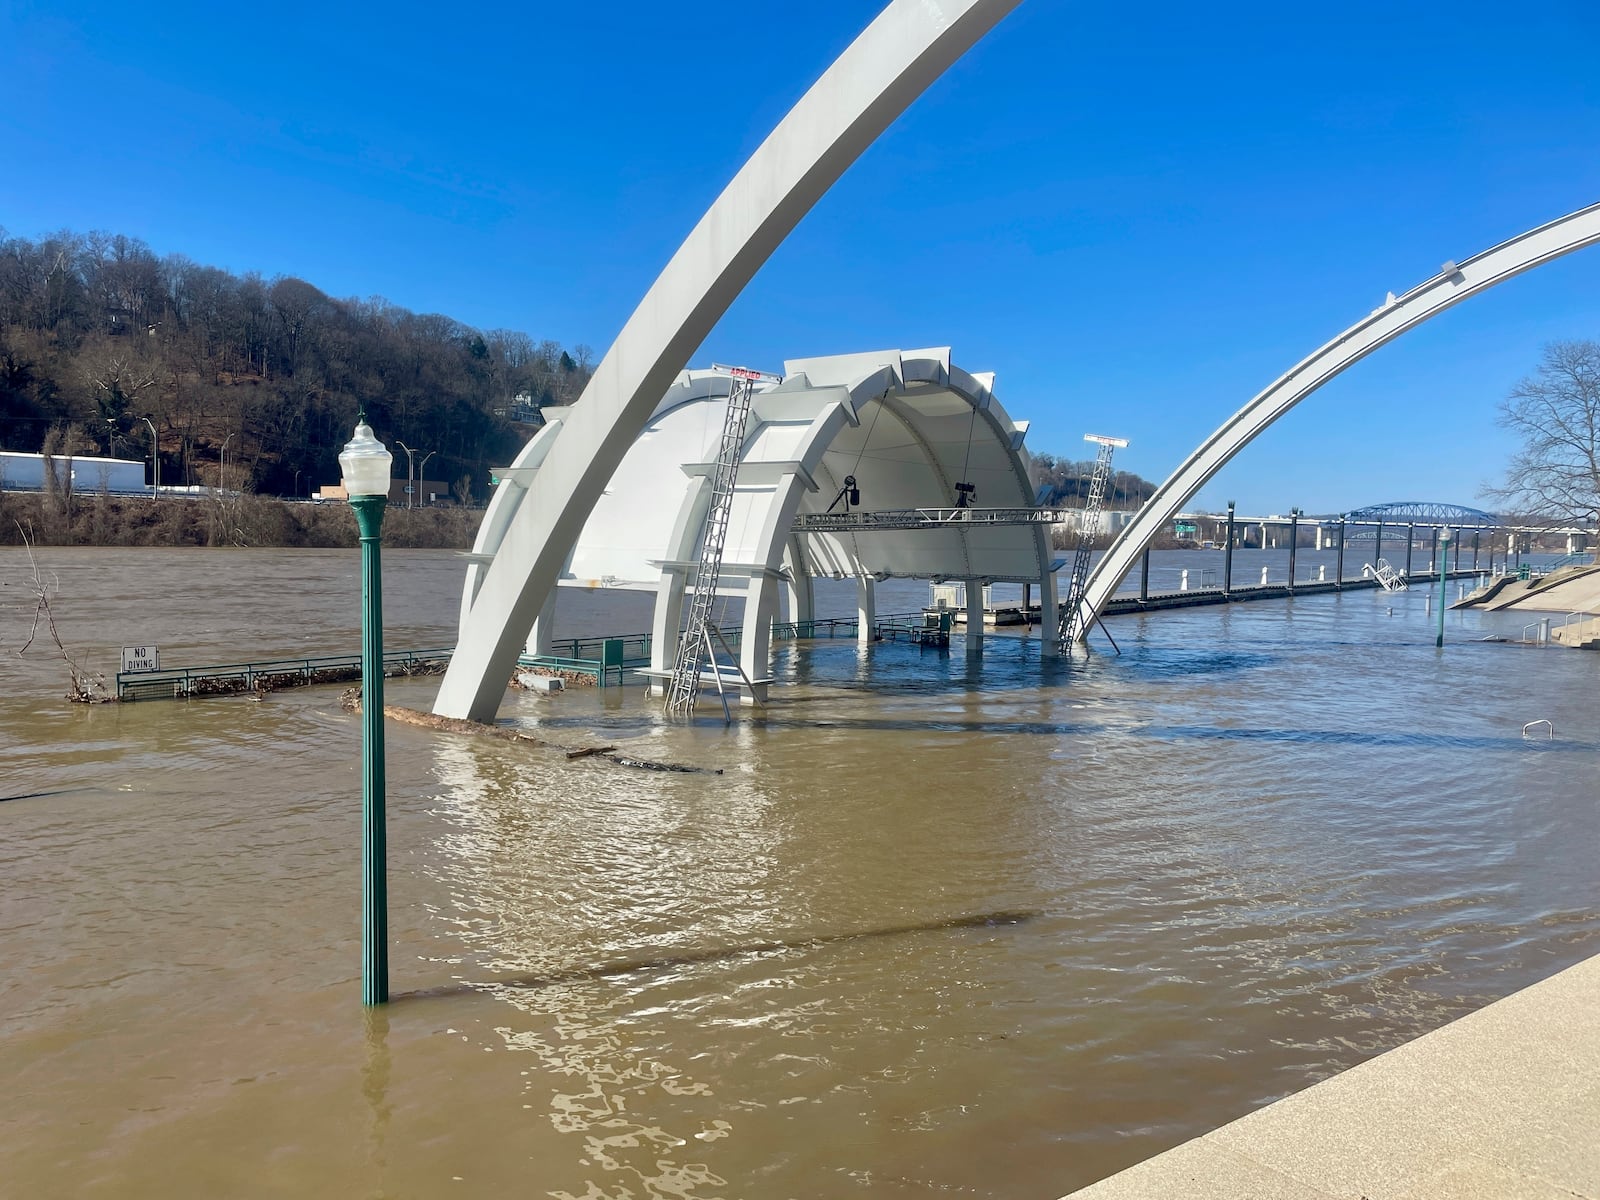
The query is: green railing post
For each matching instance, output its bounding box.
[352,494,389,1006]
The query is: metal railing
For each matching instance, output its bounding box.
[546,633,652,663]
[117,647,453,701]
[1551,610,1597,646]
[1543,552,1594,572]
[876,611,953,645]
[520,635,653,688]
[771,616,857,639]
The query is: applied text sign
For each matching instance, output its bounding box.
[121,646,160,674]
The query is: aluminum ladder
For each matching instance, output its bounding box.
[1362,557,1409,592]
[1057,434,1128,650]
[664,366,767,714]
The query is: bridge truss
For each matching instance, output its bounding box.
[1341,501,1502,526]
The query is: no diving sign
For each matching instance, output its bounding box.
[121,646,160,674]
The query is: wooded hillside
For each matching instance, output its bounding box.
[1030,453,1157,509]
[0,227,1164,516]
[0,229,594,501]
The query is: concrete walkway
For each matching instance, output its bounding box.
[1485,567,1600,614]
[1061,954,1599,1199]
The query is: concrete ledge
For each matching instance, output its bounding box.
[1061,953,1600,1200]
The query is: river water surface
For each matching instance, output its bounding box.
[2,547,1596,1199]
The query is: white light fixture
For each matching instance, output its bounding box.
[339,418,393,497]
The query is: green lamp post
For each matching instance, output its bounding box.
[339,415,394,1006]
[1435,526,1452,649]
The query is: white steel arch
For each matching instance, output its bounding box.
[1073,201,1600,636]
[433,0,1022,721]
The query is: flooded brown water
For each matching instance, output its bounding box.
[2,547,1597,1199]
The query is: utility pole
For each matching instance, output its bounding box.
[396,442,434,508]
[395,441,418,509]
[140,417,160,500]
[419,450,437,506]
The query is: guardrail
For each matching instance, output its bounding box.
[117,647,454,701]
[772,616,858,639]
[519,636,653,688]
[1543,552,1594,572]
[546,633,653,663]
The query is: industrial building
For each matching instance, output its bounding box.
[0,451,149,495]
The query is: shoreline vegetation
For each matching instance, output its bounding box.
[1,491,482,549]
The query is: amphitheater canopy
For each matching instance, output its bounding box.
[463,347,1057,700]
[557,347,1045,591]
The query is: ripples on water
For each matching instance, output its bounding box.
[1,548,1597,1198]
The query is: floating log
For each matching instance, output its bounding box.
[340,691,719,774]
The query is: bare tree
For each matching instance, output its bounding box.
[1487,340,1600,522]
[82,345,158,424]
[14,522,112,701]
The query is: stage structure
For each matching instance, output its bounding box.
[473,348,1054,706]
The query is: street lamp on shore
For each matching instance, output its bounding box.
[139,417,160,499]
[395,440,438,509]
[1436,527,1452,648]
[418,450,437,506]
[339,415,394,1006]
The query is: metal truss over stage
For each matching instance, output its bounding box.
[792,507,1072,533]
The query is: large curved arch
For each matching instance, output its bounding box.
[1075,201,1600,636]
[434,0,1022,721]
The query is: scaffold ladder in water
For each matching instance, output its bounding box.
[1363,558,1409,592]
[665,365,775,713]
[1057,434,1128,650]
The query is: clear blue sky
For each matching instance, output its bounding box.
[4,1,1598,513]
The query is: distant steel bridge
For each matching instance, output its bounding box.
[1336,501,1502,526]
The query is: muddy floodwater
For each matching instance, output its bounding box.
[2,546,1597,1199]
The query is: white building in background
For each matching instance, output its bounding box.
[0,451,148,495]
[462,347,1058,702]
[1052,509,1138,537]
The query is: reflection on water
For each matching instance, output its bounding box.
[362,1010,392,1190]
[1,547,1597,1198]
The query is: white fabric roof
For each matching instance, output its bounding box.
[558,347,1046,591]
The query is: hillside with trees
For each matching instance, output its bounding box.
[1030,452,1157,509]
[0,228,595,502]
[0,226,1167,539]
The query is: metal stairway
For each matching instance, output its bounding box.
[1057,434,1128,650]
[664,366,766,714]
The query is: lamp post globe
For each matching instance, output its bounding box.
[339,420,393,497]
[341,415,393,1006]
